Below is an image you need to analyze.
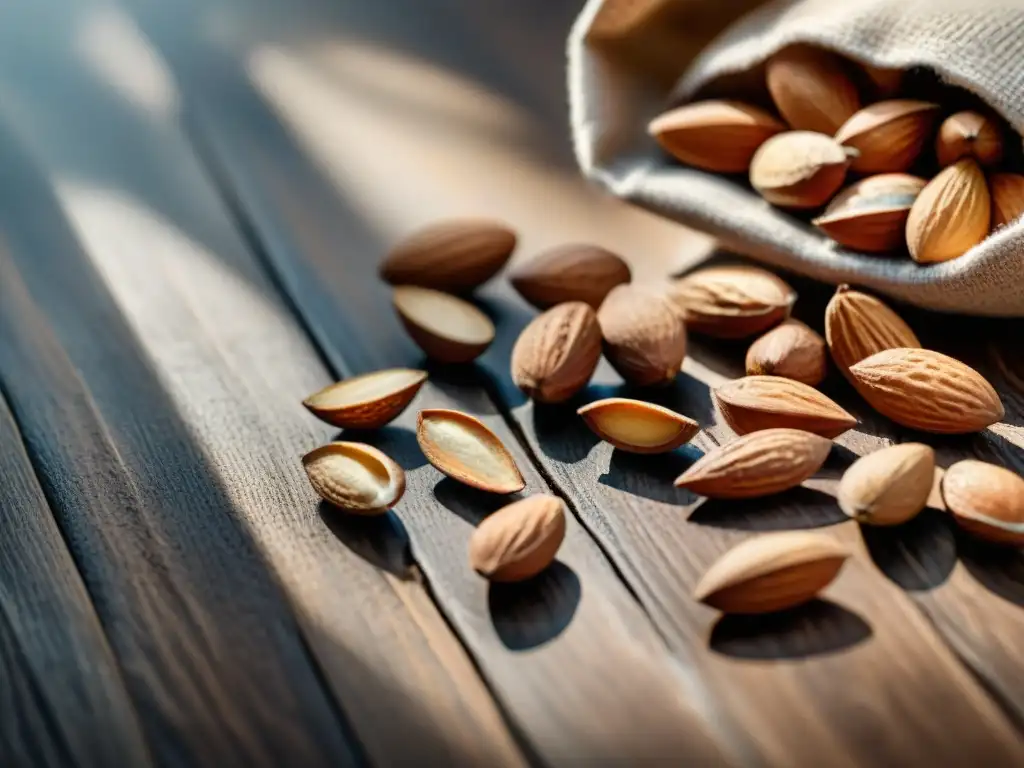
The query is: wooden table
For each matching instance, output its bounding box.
[2,0,1024,765]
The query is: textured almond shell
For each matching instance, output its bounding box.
[597,285,687,387]
[942,460,1024,546]
[577,398,700,454]
[670,265,796,339]
[838,443,935,526]
[380,219,516,292]
[393,286,495,363]
[745,319,827,386]
[303,369,427,429]
[417,409,525,493]
[749,131,850,209]
[674,428,832,499]
[906,159,990,263]
[834,100,939,173]
[648,100,785,173]
[813,174,926,252]
[990,173,1024,229]
[849,348,1004,434]
[510,244,631,309]
[766,47,860,134]
[935,111,1004,168]
[694,532,849,614]
[714,376,856,438]
[825,285,920,380]
[510,302,602,403]
[468,494,566,581]
[302,442,405,514]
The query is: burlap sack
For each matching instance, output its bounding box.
[568,0,1024,315]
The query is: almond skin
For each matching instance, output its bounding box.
[417,409,525,493]
[989,173,1024,229]
[861,64,904,100]
[393,286,495,363]
[825,285,920,380]
[694,532,849,614]
[849,348,1004,434]
[935,111,1004,168]
[380,219,516,292]
[670,265,796,339]
[906,158,991,263]
[942,460,1024,546]
[749,131,851,209]
[303,369,427,429]
[509,244,631,309]
[468,494,566,582]
[598,285,686,386]
[766,46,860,134]
[577,398,700,453]
[674,428,832,499]
[745,319,827,386]
[511,302,602,403]
[813,173,926,253]
[302,442,405,514]
[714,376,856,438]
[835,100,940,173]
[838,443,935,526]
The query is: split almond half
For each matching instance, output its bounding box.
[577,398,700,454]
[303,369,427,429]
[302,442,405,514]
[469,494,566,582]
[942,460,1024,546]
[393,286,495,363]
[417,409,525,493]
[714,376,856,438]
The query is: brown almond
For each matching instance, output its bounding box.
[906,159,991,263]
[670,265,796,339]
[674,428,832,499]
[303,369,427,429]
[849,348,1004,434]
[509,244,631,309]
[749,131,851,209]
[577,398,700,453]
[393,286,495,363]
[648,100,786,173]
[935,111,1004,167]
[510,302,602,403]
[989,173,1024,229]
[714,376,856,438]
[942,460,1024,546]
[824,285,920,380]
[694,532,849,614]
[745,319,827,386]
[861,64,904,100]
[468,494,566,581]
[766,46,861,134]
[838,443,935,526]
[417,409,525,493]
[302,442,405,514]
[813,173,926,252]
[835,100,940,173]
[380,219,515,292]
[597,285,686,387]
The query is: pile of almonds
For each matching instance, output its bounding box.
[299,218,1024,619]
[649,46,1024,262]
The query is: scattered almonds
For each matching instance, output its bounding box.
[838,443,935,526]
[813,174,926,252]
[989,173,1024,229]
[825,285,920,379]
[469,494,566,581]
[303,369,427,429]
[749,131,852,209]
[577,398,700,453]
[906,158,990,263]
[598,285,687,387]
[510,301,602,403]
[303,442,405,514]
[510,244,631,309]
[942,460,1024,546]
[670,265,796,339]
[745,319,827,386]
[935,111,1004,168]
[393,286,495,363]
[766,46,860,134]
[714,376,856,438]
[417,409,525,494]
[834,100,940,174]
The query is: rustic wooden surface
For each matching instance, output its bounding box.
[2,0,1024,766]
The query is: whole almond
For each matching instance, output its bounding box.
[989,173,1024,229]
[766,46,860,134]
[674,428,832,499]
[745,319,827,386]
[380,219,515,292]
[906,158,990,263]
[838,443,935,526]
[942,460,1024,546]
[468,494,566,581]
[670,265,796,339]
[749,131,851,209]
[935,111,1004,168]
[648,100,786,173]
[835,100,940,173]
[694,532,849,614]
[598,285,686,386]
[393,286,495,363]
[303,369,427,429]
[510,244,631,309]
[824,285,920,380]
[861,64,904,100]
[511,302,602,403]
[577,398,700,453]
[303,442,405,514]
[849,348,1004,434]
[417,409,525,493]
[813,173,926,252]
[714,376,856,438]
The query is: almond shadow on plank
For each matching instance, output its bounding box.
[433,477,524,526]
[599,447,704,505]
[529,400,602,465]
[318,503,415,578]
[860,510,958,592]
[489,562,582,651]
[687,487,848,531]
[958,537,1024,611]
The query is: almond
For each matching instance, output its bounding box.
[849,348,1004,434]
[989,173,1024,229]
[302,442,405,514]
[509,244,631,309]
[597,285,686,386]
[824,285,920,381]
[694,532,849,614]
[745,319,827,386]
[510,302,602,403]
[468,494,566,581]
[838,443,935,526]
[714,376,855,438]
[577,398,700,453]
[749,131,851,209]
[861,64,904,100]
[380,219,515,292]
[813,173,926,252]
[835,100,940,173]
[670,265,796,339]
[417,409,525,493]
[906,158,991,263]
[942,460,1024,546]
[766,46,860,134]
[303,369,427,429]
[935,111,1004,168]
[648,100,786,173]
[674,428,832,499]
[393,286,495,363]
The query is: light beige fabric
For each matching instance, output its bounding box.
[569,0,1024,315]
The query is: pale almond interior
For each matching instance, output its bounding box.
[306,444,400,508]
[420,414,521,489]
[394,286,494,344]
[591,407,689,448]
[306,369,425,409]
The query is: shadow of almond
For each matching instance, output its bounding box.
[958,535,1024,610]
[432,476,520,526]
[318,502,415,578]
[860,509,957,591]
[599,446,705,505]
[488,561,581,651]
[529,398,600,465]
[687,487,848,531]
